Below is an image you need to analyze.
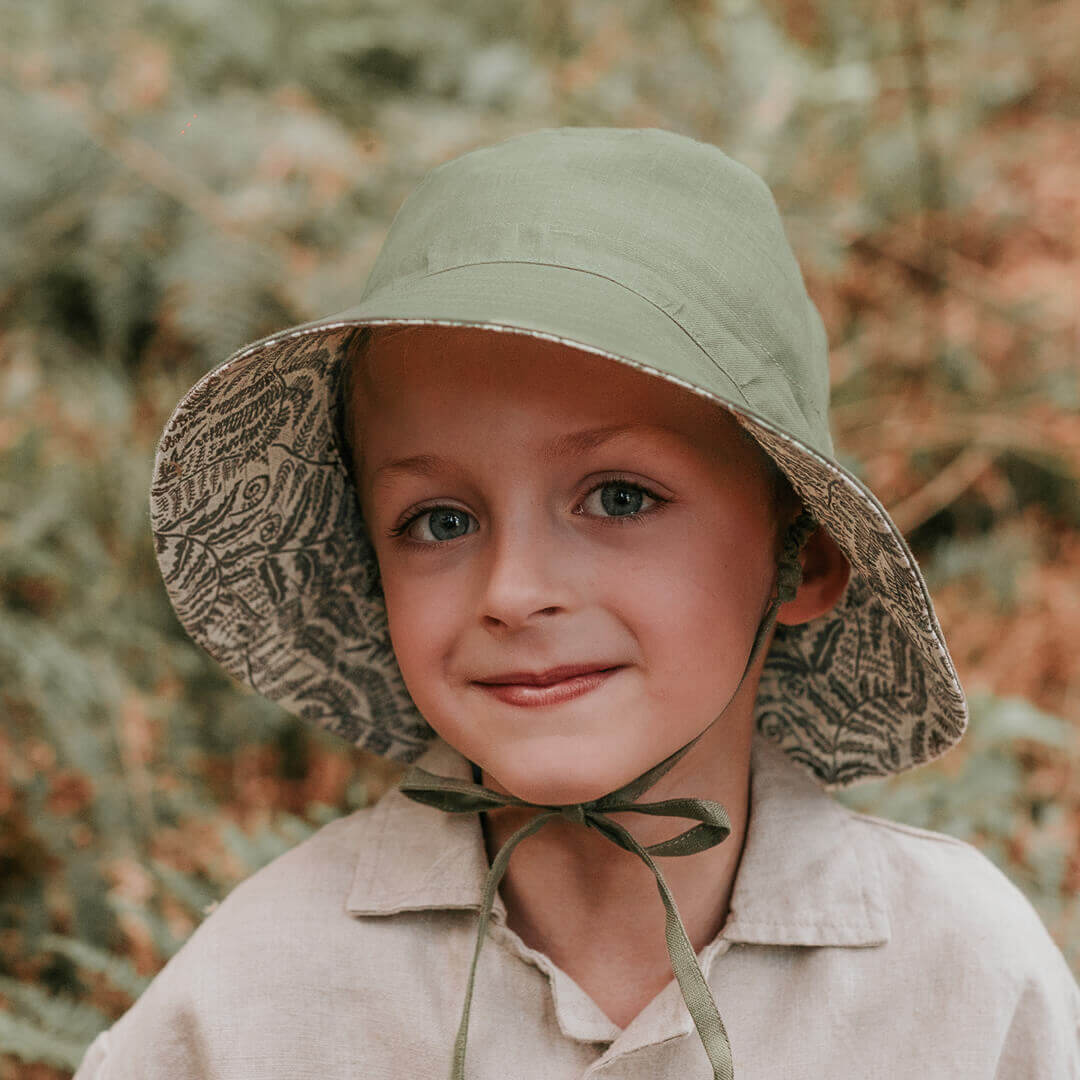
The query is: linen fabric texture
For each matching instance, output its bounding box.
[73,734,1080,1079]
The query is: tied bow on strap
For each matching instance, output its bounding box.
[398,727,736,1080]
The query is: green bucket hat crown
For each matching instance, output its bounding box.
[150,125,968,788]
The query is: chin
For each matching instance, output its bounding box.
[487,757,637,807]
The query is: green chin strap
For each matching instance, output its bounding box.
[398,509,819,1080]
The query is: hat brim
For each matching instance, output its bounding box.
[150,262,967,787]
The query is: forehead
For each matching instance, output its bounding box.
[353,324,747,450]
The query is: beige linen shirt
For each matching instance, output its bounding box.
[74,733,1080,1079]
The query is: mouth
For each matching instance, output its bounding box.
[473,666,624,707]
[475,664,623,687]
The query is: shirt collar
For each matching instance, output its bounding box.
[346,732,890,949]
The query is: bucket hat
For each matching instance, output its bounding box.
[150,126,968,1078]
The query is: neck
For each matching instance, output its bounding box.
[476,715,754,1026]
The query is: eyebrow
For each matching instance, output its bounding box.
[371,422,674,487]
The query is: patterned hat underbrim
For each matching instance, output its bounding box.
[151,319,967,789]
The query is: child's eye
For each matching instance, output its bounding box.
[576,478,665,523]
[390,506,477,545]
[387,478,667,546]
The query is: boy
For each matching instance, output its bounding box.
[76,126,1079,1078]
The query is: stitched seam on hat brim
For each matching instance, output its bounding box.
[351,273,751,412]
[389,259,822,418]
[155,314,961,710]
[151,314,967,784]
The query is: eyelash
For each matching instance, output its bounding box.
[387,477,668,547]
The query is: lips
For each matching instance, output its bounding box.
[474,663,622,687]
[475,666,624,707]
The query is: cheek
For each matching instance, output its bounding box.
[382,573,431,651]
[647,528,744,609]
[636,536,766,676]
[382,593,446,723]
[380,569,465,687]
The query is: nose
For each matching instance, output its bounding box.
[477,506,576,630]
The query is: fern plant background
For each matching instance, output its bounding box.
[1,0,1079,1073]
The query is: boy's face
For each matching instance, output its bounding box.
[352,326,787,806]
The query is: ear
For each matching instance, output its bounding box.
[776,524,851,627]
